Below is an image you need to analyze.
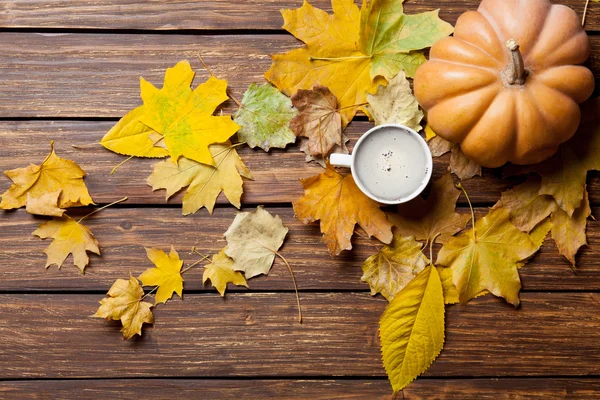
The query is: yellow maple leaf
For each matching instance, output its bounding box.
[379,265,444,393]
[361,234,428,301]
[436,208,541,306]
[388,174,470,245]
[138,246,184,305]
[147,142,252,215]
[293,163,393,255]
[93,276,154,340]
[33,215,100,273]
[101,60,239,166]
[0,141,93,215]
[265,0,452,124]
[203,248,249,296]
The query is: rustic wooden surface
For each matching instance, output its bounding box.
[0,0,599,398]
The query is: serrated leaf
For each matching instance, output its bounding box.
[388,174,469,245]
[203,248,249,296]
[138,246,184,305]
[1,141,94,214]
[234,83,297,151]
[366,71,423,131]
[224,206,288,278]
[551,187,591,266]
[293,163,393,255]
[291,85,343,157]
[33,215,100,273]
[147,142,252,215]
[379,265,444,393]
[93,276,154,340]
[361,234,428,301]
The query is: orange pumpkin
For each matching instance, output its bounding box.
[413,0,595,168]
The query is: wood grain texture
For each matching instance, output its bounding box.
[1,378,598,399]
[1,207,599,291]
[0,120,568,206]
[0,293,599,378]
[0,32,599,118]
[0,0,597,32]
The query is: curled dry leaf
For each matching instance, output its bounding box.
[265,0,453,124]
[33,215,100,273]
[437,208,541,306]
[366,71,424,131]
[379,265,444,393]
[101,60,238,165]
[361,234,428,301]
[234,83,297,151]
[425,129,481,180]
[299,135,349,168]
[551,188,591,266]
[203,248,249,296]
[293,164,393,255]
[291,85,343,157]
[93,276,154,340]
[388,174,469,245]
[224,206,288,279]
[138,246,184,305]
[504,99,600,217]
[0,141,93,215]
[147,142,252,215]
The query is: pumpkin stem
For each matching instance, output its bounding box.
[503,39,527,85]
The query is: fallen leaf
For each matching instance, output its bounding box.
[0,141,93,214]
[93,276,154,340]
[551,187,591,266]
[379,265,444,393]
[234,83,297,151]
[299,135,349,168]
[436,208,540,306]
[492,176,558,232]
[138,246,184,304]
[293,164,393,255]
[101,60,239,165]
[147,142,252,215]
[366,71,424,131]
[203,248,249,296]
[265,0,452,124]
[33,215,100,273]
[427,135,453,158]
[388,174,469,245]
[437,266,459,305]
[291,85,343,157]
[505,99,600,216]
[361,234,428,301]
[224,206,288,278]
[450,145,482,180]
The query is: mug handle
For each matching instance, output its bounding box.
[330,153,353,168]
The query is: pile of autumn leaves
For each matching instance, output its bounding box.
[1,0,598,394]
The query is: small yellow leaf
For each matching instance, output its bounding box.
[366,72,424,131]
[203,248,249,296]
[25,190,65,217]
[33,215,100,273]
[424,125,437,142]
[1,141,94,214]
[147,142,252,215]
[138,246,184,304]
[380,265,444,393]
[224,206,288,278]
[293,164,393,255]
[361,234,428,301]
[93,276,154,340]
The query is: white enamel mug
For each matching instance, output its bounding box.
[330,124,433,205]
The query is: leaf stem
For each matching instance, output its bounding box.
[337,102,368,112]
[429,233,441,263]
[583,0,591,26]
[110,155,135,175]
[197,52,243,107]
[275,251,303,323]
[141,284,159,301]
[71,142,102,150]
[76,197,128,224]
[180,253,211,274]
[456,182,476,242]
[309,55,371,62]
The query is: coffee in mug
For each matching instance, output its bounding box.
[330,124,432,205]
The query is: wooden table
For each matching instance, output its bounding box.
[1,1,599,398]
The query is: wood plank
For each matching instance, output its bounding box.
[0,208,599,291]
[1,378,598,399]
[0,293,598,378]
[0,0,597,32]
[0,32,599,118]
[0,120,552,206]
